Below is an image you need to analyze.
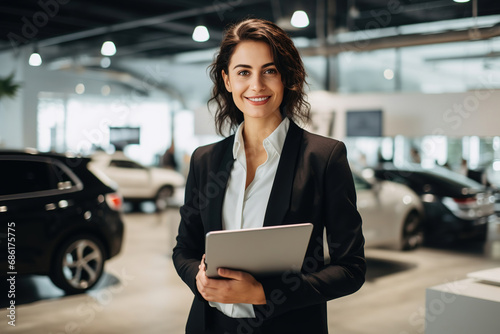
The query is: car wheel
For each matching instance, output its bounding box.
[50,235,106,294]
[155,185,174,211]
[401,210,424,251]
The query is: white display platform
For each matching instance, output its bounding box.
[426,271,500,334]
[467,267,500,285]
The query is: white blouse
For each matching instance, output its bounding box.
[209,117,290,318]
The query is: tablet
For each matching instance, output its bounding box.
[205,223,313,278]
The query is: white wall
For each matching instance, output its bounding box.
[22,62,138,149]
[308,89,500,140]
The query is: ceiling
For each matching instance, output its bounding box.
[1,0,500,62]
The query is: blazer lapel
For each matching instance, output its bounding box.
[207,136,235,232]
[263,121,303,227]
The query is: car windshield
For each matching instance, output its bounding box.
[422,166,484,190]
[394,164,484,190]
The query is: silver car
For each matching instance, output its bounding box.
[89,151,185,211]
[354,170,425,251]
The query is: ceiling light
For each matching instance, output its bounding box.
[100,57,111,68]
[493,160,500,171]
[75,83,85,94]
[384,69,394,80]
[29,52,42,66]
[291,10,309,28]
[453,0,470,3]
[192,25,209,42]
[101,41,116,56]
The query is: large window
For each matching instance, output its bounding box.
[300,15,500,94]
[324,39,500,94]
[38,95,174,166]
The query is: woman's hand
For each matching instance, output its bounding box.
[196,255,266,305]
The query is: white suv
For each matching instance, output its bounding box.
[89,151,185,211]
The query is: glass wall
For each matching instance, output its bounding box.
[345,135,500,188]
[303,38,500,94]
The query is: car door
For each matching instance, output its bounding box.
[354,174,393,247]
[106,160,151,198]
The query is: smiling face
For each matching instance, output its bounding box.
[222,40,285,122]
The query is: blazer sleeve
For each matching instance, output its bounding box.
[172,148,206,298]
[255,140,366,319]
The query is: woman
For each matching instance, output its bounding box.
[173,18,365,334]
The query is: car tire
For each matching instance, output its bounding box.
[155,185,174,211]
[401,210,424,251]
[50,234,106,294]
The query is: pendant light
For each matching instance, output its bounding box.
[192,25,210,42]
[101,40,116,56]
[29,46,42,66]
[291,10,309,28]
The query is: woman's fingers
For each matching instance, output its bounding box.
[196,254,211,299]
[217,268,247,281]
[200,254,206,270]
[197,262,265,304]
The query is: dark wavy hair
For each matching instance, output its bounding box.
[208,18,310,135]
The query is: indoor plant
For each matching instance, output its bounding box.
[0,73,21,99]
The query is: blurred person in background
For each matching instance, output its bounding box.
[161,139,178,170]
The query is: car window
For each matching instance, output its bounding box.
[109,160,144,169]
[0,157,82,199]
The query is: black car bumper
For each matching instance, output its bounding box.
[423,202,491,242]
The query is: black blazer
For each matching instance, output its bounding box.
[173,121,366,334]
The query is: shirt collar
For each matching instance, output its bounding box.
[232,117,290,160]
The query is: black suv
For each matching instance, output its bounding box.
[373,164,496,244]
[0,150,124,294]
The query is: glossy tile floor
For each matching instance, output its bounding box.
[1,208,499,334]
